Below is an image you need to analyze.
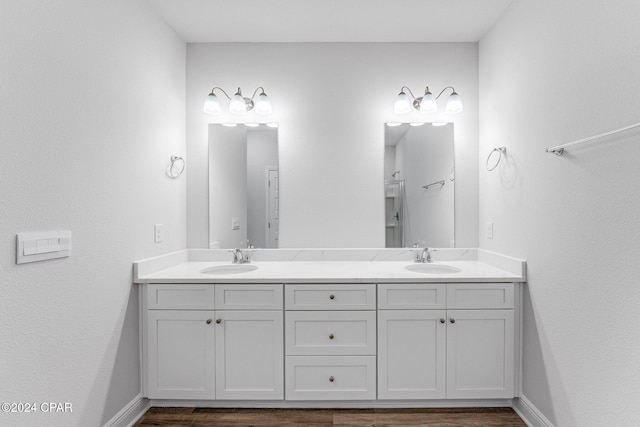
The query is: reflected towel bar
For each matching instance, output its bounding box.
[545,121,640,156]
[422,180,445,190]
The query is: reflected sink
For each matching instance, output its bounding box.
[201,264,258,275]
[405,263,462,274]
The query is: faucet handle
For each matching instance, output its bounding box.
[229,248,243,263]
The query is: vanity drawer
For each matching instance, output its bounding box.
[378,284,446,309]
[285,311,376,356]
[285,284,376,310]
[147,284,215,310]
[285,356,376,400]
[214,284,283,310]
[446,283,514,309]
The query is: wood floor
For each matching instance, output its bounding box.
[134,407,527,427]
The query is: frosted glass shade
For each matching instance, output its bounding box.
[254,93,272,115]
[445,92,464,114]
[394,92,411,114]
[229,93,247,114]
[419,92,438,113]
[203,93,222,115]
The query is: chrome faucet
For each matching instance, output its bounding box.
[230,248,251,264]
[414,247,432,263]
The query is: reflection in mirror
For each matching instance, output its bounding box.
[384,123,454,248]
[209,124,279,249]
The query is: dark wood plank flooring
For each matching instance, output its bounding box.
[135,407,527,426]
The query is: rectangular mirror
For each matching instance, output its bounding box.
[208,124,279,249]
[384,123,455,248]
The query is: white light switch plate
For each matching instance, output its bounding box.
[487,221,494,239]
[231,218,240,230]
[16,231,72,264]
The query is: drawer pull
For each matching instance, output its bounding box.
[216,319,222,324]
[206,319,212,324]
[439,318,445,324]
[329,294,335,300]
[449,318,455,324]
[329,334,334,340]
[329,376,335,382]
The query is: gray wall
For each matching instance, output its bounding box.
[0,1,186,425]
[480,0,640,425]
[187,43,479,249]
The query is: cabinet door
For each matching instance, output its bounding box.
[446,310,515,399]
[146,310,215,399]
[215,311,284,399]
[378,310,446,399]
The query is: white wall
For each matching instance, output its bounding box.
[187,43,479,248]
[479,0,640,425]
[0,1,186,426]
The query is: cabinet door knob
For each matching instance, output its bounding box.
[206,319,212,324]
[329,294,335,300]
[329,376,335,382]
[449,318,455,324]
[216,319,222,324]
[329,334,334,340]
[439,318,445,324]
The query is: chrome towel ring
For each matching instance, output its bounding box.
[486,147,506,171]
[167,155,185,179]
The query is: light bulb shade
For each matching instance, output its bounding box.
[254,93,272,115]
[394,92,411,114]
[445,92,463,114]
[229,93,247,114]
[203,93,222,115]
[419,92,438,113]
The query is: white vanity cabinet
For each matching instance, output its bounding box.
[145,285,216,399]
[378,283,447,399]
[284,284,377,400]
[142,279,520,404]
[143,284,284,400]
[378,283,517,400]
[214,284,284,400]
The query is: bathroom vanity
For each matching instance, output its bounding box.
[134,248,525,407]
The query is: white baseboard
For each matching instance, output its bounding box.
[513,395,555,427]
[150,398,513,408]
[103,393,150,427]
[106,394,550,427]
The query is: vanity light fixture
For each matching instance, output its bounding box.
[393,86,463,115]
[203,86,272,115]
[266,123,279,128]
[386,122,402,127]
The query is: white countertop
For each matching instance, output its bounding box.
[134,249,526,284]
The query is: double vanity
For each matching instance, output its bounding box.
[134,248,525,407]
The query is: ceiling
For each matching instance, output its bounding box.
[147,0,513,43]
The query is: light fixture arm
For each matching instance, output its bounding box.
[208,86,233,100]
[435,86,456,99]
[249,86,267,101]
[399,86,417,100]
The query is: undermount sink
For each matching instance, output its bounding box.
[405,263,462,274]
[200,264,258,275]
